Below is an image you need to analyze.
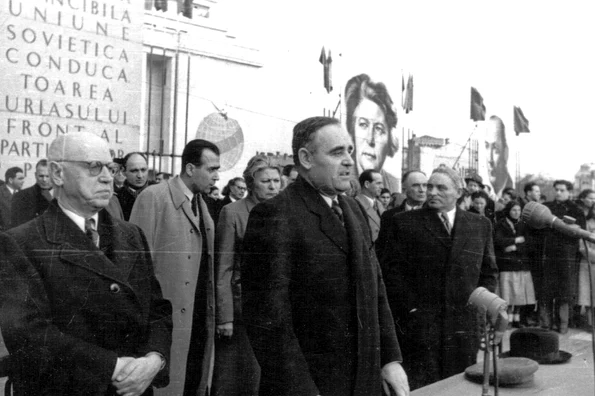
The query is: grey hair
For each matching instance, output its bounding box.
[242,155,282,192]
[431,166,465,189]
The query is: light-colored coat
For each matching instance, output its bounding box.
[215,195,258,324]
[355,193,384,242]
[130,176,215,396]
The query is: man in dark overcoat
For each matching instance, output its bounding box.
[0,166,24,230]
[242,116,409,396]
[0,132,172,396]
[381,166,498,390]
[539,180,585,333]
[11,159,53,227]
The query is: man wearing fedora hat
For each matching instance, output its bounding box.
[465,173,485,193]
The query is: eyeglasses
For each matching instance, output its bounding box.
[234,185,247,191]
[58,161,117,176]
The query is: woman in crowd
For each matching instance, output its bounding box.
[379,188,391,211]
[494,200,536,327]
[577,189,595,328]
[213,155,282,395]
[457,188,472,211]
[469,190,495,224]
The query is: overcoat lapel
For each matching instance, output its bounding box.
[43,204,135,291]
[422,210,452,248]
[449,210,471,263]
[98,210,137,282]
[168,178,201,232]
[296,178,348,254]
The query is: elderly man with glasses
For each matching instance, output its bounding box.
[0,132,172,396]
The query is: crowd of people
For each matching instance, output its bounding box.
[0,116,593,396]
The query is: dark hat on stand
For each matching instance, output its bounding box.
[465,357,539,386]
[500,327,572,364]
[465,173,484,188]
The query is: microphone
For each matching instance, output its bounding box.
[468,287,508,345]
[522,201,595,243]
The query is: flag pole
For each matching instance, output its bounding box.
[453,122,477,168]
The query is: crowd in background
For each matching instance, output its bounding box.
[1,123,594,395]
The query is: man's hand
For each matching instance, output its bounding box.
[381,361,409,396]
[217,322,233,337]
[112,357,135,381]
[112,355,162,396]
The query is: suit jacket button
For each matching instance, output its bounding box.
[110,283,121,293]
[190,229,194,233]
[181,308,186,313]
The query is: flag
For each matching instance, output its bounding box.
[470,87,486,121]
[178,0,192,18]
[403,74,413,113]
[319,47,332,93]
[401,73,405,108]
[155,0,167,11]
[513,106,530,135]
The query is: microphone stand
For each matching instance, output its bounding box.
[479,312,500,396]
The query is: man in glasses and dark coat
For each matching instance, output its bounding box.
[0,132,172,396]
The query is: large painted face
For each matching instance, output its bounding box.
[353,98,389,173]
[485,118,508,188]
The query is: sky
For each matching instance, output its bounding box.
[217,0,595,179]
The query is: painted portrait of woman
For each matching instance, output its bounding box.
[345,74,400,192]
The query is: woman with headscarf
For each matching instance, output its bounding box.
[576,189,595,328]
[213,155,282,395]
[495,200,536,328]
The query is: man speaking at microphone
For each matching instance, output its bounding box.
[242,116,409,396]
[381,166,498,390]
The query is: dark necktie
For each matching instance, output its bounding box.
[331,199,344,225]
[191,194,199,217]
[440,212,451,235]
[85,218,99,247]
[373,200,381,217]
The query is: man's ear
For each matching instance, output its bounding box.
[298,147,313,170]
[49,161,64,187]
[184,163,194,177]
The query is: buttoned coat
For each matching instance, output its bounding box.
[130,176,216,396]
[242,177,402,396]
[0,203,172,396]
[376,200,409,264]
[381,207,498,390]
[0,184,15,230]
[539,200,585,301]
[354,193,384,242]
[11,183,51,227]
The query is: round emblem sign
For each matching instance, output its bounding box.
[196,113,244,172]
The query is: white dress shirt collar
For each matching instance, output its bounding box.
[57,201,99,233]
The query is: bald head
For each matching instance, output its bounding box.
[49,132,112,163]
[49,133,114,218]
